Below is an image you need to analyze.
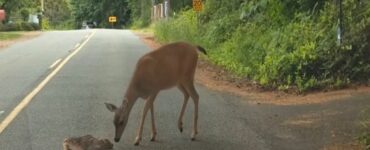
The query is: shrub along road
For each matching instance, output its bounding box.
[0,29,368,150]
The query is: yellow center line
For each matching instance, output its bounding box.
[74,43,80,49]
[0,31,96,134]
[49,58,62,69]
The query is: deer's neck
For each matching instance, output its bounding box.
[122,86,139,116]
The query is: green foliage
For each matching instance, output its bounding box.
[154,10,199,43]
[41,18,50,30]
[43,0,72,27]
[71,0,129,28]
[128,0,195,28]
[50,19,74,30]
[0,22,40,31]
[359,108,370,149]
[1,0,71,30]
[0,0,40,22]
[154,0,370,92]
[359,133,370,150]
[127,0,151,28]
[20,8,30,21]
[130,19,149,29]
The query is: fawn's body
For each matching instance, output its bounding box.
[63,135,113,150]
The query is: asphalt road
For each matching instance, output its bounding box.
[0,29,369,150]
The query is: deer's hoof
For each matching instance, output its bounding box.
[191,132,197,141]
[178,122,183,133]
[134,137,141,146]
[150,135,156,142]
[179,127,183,133]
[150,132,157,142]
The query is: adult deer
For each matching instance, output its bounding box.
[105,42,206,145]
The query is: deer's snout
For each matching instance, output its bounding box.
[114,137,120,142]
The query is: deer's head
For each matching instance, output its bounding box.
[105,101,129,142]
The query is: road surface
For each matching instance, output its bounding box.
[0,29,369,150]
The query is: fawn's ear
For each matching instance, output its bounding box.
[105,103,117,112]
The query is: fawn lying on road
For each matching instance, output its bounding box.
[63,135,113,150]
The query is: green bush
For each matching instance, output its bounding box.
[31,23,41,30]
[130,20,150,29]
[21,22,34,31]
[154,0,370,92]
[359,133,370,149]
[0,22,40,31]
[154,10,201,44]
[49,19,74,30]
[41,18,50,30]
[359,108,370,150]
[20,8,30,22]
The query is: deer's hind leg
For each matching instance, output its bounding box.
[177,84,190,133]
[182,81,199,141]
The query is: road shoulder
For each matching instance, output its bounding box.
[0,31,42,50]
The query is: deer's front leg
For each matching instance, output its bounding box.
[134,100,152,146]
[191,97,199,141]
[150,104,157,141]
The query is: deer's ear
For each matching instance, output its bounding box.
[105,103,117,112]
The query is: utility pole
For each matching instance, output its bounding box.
[165,0,170,18]
[41,0,44,12]
[38,0,44,30]
[337,0,344,46]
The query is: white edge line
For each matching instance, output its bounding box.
[49,59,62,69]
[0,31,96,134]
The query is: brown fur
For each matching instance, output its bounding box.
[130,42,199,97]
[105,42,206,145]
[63,135,113,150]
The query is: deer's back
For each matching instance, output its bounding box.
[132,42,198,93]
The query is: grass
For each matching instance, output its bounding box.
[359,133,370,149]
[358,108,370,149]
[130,23,155,34]
[0,32,23,41]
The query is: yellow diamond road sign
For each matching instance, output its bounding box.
[109,16,117,23]
[193,0,202,12]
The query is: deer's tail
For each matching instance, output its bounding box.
[196,45,207,55]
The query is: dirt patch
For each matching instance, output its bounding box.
[0,31,41,50]
[133,31,370,106]
[134,32,161,49]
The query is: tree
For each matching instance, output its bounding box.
[0,0,6,8]
[0,0,40,22]
[20,8,30,21]
[71,0,130,28]
[43,0,71,25]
